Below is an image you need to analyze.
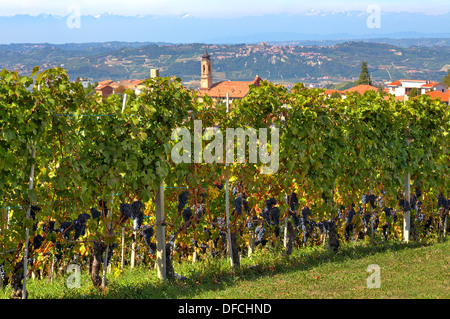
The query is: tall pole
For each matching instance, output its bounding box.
[121,227,125,271]
[403,138,411,243]
[101,193,114,290]
[155,183,166,281]
[22,84,40,299]
[120,94,127,271]
[225,93,234,267]
[22,141,36,299]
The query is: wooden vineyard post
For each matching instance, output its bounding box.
[0,207,4,236]
[283,216,288,250]
[101,193,114,290]
[120,94,127,271]
[22,140,36,299]
[155,183,166,281]
[444,215,448,239]
[22,84,41,299]
[370,189,374,236]
[121,226,125,271]
[248,229,255,257]
[225,93,235,268]
[370,206,374,235]
[403,139,411,243]
[131,230,136,269]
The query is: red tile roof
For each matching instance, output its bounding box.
[421,82,441,88]
[98,80,114,86]
[325,89,341,95]
[425,90,450,101]
[388,80,401,87]
[343,84,379,94]
[198,75,263,99]
[95,84,113,91]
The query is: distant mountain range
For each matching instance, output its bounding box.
[1,12,450,44]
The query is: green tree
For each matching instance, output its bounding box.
[357,61,373,86]
[442,70,450,87]
[377,83,384,93]
[330,91,342,99]
[83,82,97,98]
[408,88,420,97]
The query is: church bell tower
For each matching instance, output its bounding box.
[200,49,212,90]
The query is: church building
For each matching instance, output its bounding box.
[197,50,262,103]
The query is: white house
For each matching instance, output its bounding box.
[79,77,93,89]
[388,79,447,97]
[420,82,447,95]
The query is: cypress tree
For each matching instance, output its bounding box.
[357,61,373,86]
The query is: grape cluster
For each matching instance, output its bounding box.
[255,224,267,246]
[193,204,205,219]
[131,201,144,230]
[105,243,118,266]
[33,235,44,250]
[58,221,73,240]
[299,206,311,231]
[42,220,55,233]
[344,205,356,241]
[337,205,345,219]
[73,213,91,241]
[415,213,426,223]
[89,199,109,221]
[148,243,157,256]
[182,207,192,223]
[213,217,227,246]
[361,194,377,209]
[398,196,412,212]
[54,241,63,262]
[260,198,280,226]
[0,263,8,286]
[247,215,258,230]
[437,194,449,210]
[232,182,250,217]
[119,203,133,223]
[177,191,189,213]
[29,205,41,231]
[119,201,144,230]
[362,213,371,228]
[382,206,397,223]
[345,206,356,225]
[316,220,328,233]
[90,207,102,220]
[381,224,389,239]
[234,197,243,216]
[142,226,154,246]
[286,192,299,213]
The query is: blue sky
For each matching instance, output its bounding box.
[1,0,450,17]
